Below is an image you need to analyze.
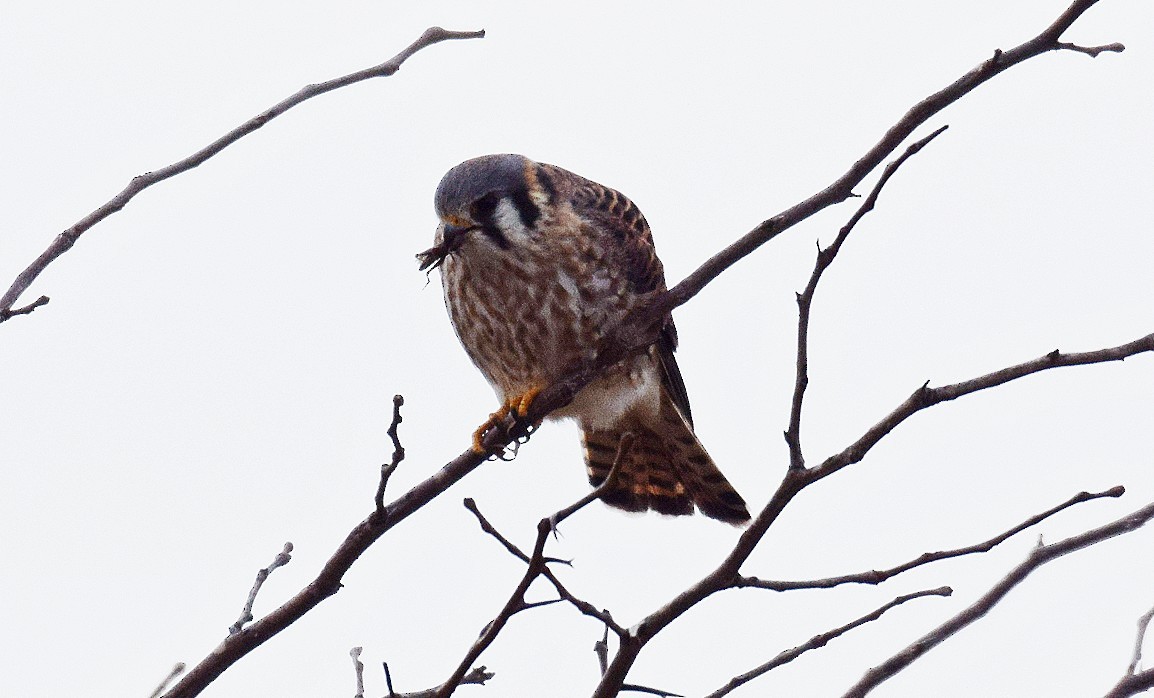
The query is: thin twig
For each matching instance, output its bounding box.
[1128,606,1154,674]
[0,295,48,321]
[841,500,1154,697]
[0,26,485,322]
[735,486,1125,591]
[1103,606,1154,698]
[229,542,293,635]
[373,660,492,698]
[434,519,553,698]
[705,587,952,698]
[376,395,407,512]
[462,497,533,564]
[351,647,365,698]
[594,626,610,676]
[810,338,1154,483]
[784,125,948,470]
[1056,40,1126,56]
[620,685,683,697]
[148,663,186,698]
[463,498,624,635]
[550,431,635,530]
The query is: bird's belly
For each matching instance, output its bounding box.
[442,251,620,404]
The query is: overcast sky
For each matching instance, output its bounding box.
[2,2,1153,697]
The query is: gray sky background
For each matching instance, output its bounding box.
[2,2,1153,696]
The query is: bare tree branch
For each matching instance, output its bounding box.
[784,124,948,470]
[0,295,48,322]
[810,336,1154,483]
[589,3,1135,689]
[147,663,186,698]
[435,447,666,697]
[228,542,293,635]
[1104,668,1154,698]
[735,486,1125,591]
[0,26,485,322]
[550,432,634,530]
[586,332,1153,698]
[160,445,494,697]
[376,395,407,512]
[464,498,626,635]
[351,647,366,698]
[705,587,952,698]
[1129,607,1154,676]
[651,1,1124,329]
[1057,40,1126,56]
[526,0,1127,459]
[1103,606,1154,698]
[372,660,494,698]
[99,3,1133,696]
[841,500,1154,698]
[434,518,553,698]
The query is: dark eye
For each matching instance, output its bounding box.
[470,193,501,223]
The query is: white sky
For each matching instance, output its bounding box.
[2,2,1152,697]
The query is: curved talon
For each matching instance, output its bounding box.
[470,387,544,455]
[492,440,520,461]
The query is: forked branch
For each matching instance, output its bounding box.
[705,587,952,698]
[841,500,1154,697]
[0,26,485,322]
[735,486,1125,591]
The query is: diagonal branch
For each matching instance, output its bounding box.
[0,26,485,322]
[148,663,187,698]
[585,330,1153,697]
[464,482,628,635]
[840,500,1154,697]
[653,0,1123,323]
[704,587,952,698]
[810,335,1154,482]
[161,444,496,698]
[589,1,1134,686]
[434,517,553,698]
[527,0,1126,446]
[439,447,646,696]
[228,542,294,635]
[735,486,1125,591]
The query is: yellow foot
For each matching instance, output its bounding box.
[470,387,544,454]
[471,405,510,454]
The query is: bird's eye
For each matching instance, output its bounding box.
[470,193,501,223]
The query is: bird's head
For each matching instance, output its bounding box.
[417,154,553,271]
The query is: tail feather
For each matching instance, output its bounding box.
[580,395,750,525]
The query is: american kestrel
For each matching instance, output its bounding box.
[418,154,750,524]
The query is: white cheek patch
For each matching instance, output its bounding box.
[493,198,532,244]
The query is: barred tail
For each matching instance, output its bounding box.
[580,395,750,525]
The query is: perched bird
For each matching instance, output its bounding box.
[418,154,750,525]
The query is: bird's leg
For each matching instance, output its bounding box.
[470,386,544,454]
[509,386,543,443]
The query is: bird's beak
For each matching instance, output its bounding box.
[442,222,470,249]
